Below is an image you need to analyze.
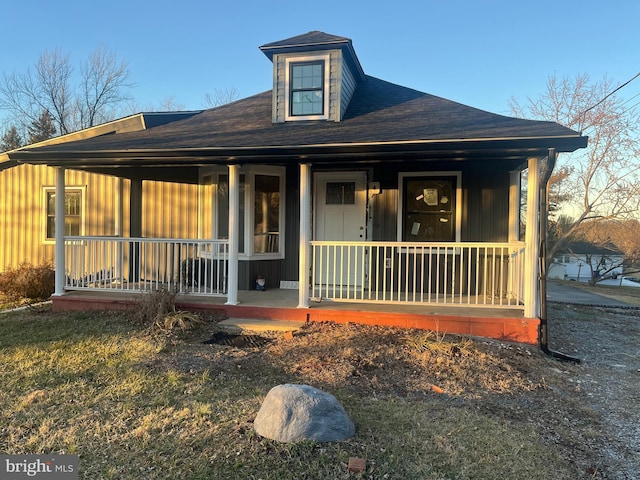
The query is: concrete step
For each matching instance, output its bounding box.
[218,317,303,334]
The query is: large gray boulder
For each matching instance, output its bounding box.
[254,384,355,442]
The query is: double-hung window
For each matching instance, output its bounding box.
[290,61,324,116]
[44,187,85,242]
[285,55,330,121]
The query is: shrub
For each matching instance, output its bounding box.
[133,287,204,334]
[0,261,55,301]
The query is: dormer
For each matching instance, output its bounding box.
[260,31,366,123]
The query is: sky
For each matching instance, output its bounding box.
[2,0,640,126]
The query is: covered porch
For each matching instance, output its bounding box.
[45,155,544,344]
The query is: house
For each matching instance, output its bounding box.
[0,111,202,272]
[7,31,588,344]
[550,242,625,283]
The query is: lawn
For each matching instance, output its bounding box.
[0,307,603,479]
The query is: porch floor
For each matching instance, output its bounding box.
[52,288,538,344]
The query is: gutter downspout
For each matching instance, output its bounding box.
[538,148,580,363]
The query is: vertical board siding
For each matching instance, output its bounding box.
[340,56,357,119]
[282,164,301,282]
[142,180,199,239]
[0,165,128,271]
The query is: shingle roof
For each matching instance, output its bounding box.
[20,75,583,157]
[259,31,366,82]
[260,31,353,51]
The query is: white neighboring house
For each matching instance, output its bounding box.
[551,253,626,283]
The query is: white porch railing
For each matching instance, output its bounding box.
[64,237,229,296]
[311,241,526,309]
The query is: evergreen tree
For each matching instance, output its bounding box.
[0,125,24,151]
[27,110,57,143]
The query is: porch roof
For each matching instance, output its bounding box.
[10,76,587,168]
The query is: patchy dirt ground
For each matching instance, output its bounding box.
[548,303,640,479]
[158,302,638,479]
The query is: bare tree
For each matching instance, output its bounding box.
[156,96,186,112]
[79,45,133,128]
[203,87,239,108]
[0,46,133,138]
[510,73,640,261]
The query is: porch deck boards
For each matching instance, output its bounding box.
[51,289,538,344]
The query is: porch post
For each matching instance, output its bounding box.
[225,164,240,305]
[524,157,540,318]
[129,179,143,282]
[508,171,521,242]
[53,167,66,296]
[114,177,124,282]
[298,163,312,308]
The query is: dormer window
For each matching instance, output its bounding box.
[284,54,330,121]
[290,61,324,116]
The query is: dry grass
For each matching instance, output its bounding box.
[0,307,612,479]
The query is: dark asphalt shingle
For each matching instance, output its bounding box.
[25,75,580,154]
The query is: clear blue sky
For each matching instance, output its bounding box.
[2,0,639,122]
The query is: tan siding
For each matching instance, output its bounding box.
[0,165,131,271]
[0,164,202,272]
[273,54,286,123]
[198,177,214,239]
[142,181,199,239]
[328,50,340,121]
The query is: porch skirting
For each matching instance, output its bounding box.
[50,290,539,344]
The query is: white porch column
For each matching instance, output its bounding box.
[53,167,66,296]
[225,164,240,305]
[114,178,124,282]
[508,170,521,243]
[524,157,540,318]
[298,163,312,308]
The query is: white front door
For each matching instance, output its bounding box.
[314,172,367,288]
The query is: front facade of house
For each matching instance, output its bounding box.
[8,32,587,343]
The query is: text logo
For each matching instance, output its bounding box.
[1,455,78,479]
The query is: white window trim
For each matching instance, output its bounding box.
[397,171,462,243]
[200,166,286,260]
[42,186,86,244]
[284,54,331,122]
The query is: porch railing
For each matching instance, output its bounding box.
[310,241,526,308]
[64,236,229,296]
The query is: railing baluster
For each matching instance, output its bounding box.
[62,237,228,297]
[62,238,526,310]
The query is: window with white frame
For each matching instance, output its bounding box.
[285,54,330,121]
[203,167,285,258]
[44,187,85,242]
[398,172,461,242]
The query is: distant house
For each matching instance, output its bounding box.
[7,31,587,343]
[550,242,625,282]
